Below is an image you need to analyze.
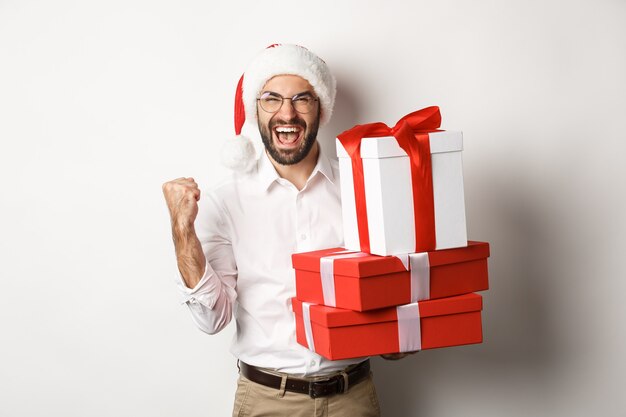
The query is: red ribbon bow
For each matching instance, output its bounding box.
[337,106,442,253]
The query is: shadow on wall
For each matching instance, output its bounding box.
[368,157,563,415]
[318,72,364,158]
[319,76,565,415]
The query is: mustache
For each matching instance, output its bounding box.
[269,117,307,129]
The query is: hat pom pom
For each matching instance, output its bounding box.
[221,134,256,172]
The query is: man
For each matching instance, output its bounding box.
[163,44,392,417]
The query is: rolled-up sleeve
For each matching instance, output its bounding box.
[175,191,237,335]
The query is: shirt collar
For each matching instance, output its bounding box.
[256,149,281,190]
[314,147,336,185]
[255,144,336,191]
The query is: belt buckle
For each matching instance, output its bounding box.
[308,376,342,398]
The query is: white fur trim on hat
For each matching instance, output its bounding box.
[242,44,336,126]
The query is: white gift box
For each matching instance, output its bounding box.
[336,131,468,256]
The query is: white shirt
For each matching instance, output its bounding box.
[176,146,364,376]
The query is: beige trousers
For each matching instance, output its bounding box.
[231,373,381,417]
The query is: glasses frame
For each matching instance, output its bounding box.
[256,91,319,114]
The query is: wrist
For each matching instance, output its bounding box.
[172,221,197,246]
[172,217,195,234]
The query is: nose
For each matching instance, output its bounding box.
[276,98,297,119]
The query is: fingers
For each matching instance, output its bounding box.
[184,188,200,202]
[166,177,197,187]
[380,353,406,360]
[162,177,203,227]
[162,177,202,205]
[380,352,417,360]
[162,177,200,192]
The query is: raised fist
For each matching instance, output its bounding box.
[162,177,201,230]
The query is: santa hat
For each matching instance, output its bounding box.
[221,44,337,172]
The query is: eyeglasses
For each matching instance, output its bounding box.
[257,91,319,114]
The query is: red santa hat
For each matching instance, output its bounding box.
[221,44,337,171]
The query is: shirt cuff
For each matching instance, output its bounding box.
[175,260,222,310]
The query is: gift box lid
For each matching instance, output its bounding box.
[292,241,489,278]
[336,131,463,159]
[292,293,482,328]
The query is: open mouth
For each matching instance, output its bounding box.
[273,125,304,148]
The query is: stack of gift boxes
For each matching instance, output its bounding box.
[291,107,490,360]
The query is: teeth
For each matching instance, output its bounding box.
[276,127,299,133]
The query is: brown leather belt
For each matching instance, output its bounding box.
[239,359,370,398]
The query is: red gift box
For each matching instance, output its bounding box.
[292,241,489,311]
[292,293,483,360]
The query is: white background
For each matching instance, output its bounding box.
[1,0,625,416]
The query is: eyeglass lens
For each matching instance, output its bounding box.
[258,92,317,114]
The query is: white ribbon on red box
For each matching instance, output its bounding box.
[319,251,430,307]
[300,301,422,355]
[396,303,422,352]
[302,302,316,352]
[395,252,430,302]
[303,250,428,356]
[320,251,369,307]
[394,253,427,352]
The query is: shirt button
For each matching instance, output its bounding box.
[300,234,307,240]
[310,360,316,366]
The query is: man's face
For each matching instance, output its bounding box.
[257,75,320,166]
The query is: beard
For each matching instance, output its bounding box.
[258,111,320,166]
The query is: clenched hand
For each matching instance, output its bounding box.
[162,177,201,230]
[162,177,205,288]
